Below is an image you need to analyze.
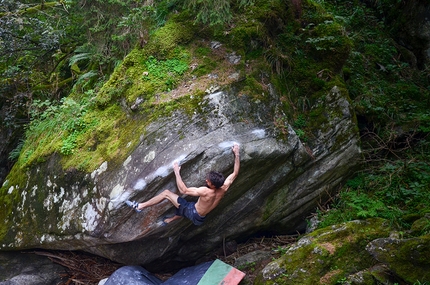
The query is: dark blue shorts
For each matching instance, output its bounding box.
[176,197,206,226]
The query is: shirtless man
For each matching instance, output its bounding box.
[126,143,240,226]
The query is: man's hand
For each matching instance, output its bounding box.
[232,143,240,156]
[173,161,181,175]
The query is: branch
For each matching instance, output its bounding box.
[33,77,74,90]
[0,2,61,17]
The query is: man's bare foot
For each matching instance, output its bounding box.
[163,215,182,225]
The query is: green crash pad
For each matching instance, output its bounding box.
[197,259,245,285]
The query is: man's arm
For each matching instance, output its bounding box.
[173,162,207,196]
[223,143,240,189]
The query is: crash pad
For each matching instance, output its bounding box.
[162,259,245,285]
[103,265,162,285]
[104,260,245,285]
[197,259,245,285]
[161,261,212,285]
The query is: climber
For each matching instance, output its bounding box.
[126,143,240,226]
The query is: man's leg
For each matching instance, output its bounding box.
[137,189,180,211]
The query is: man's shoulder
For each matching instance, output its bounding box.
[219,185,230,192]
[198,186,215,194]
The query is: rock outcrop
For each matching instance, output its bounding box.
[0,251,66,285]
[366,235,430,283]
[0,84,359,267]
[256,218,430,285]
[255,218,395,285]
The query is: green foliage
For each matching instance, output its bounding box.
[275,246,288,255]
[308,0,430,242]
[329,2,429,135]
[0,0,160,168]
[8,140,25,162]
[20,93,97,166]
[318,142,430,231]
[293,114,308,141]
[191,56,217,77]
[294,114,307,128]
[343,191,386,219]
[144,55,189,91]
[183,0,254,26]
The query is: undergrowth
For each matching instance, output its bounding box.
[20,94,97,165]
[314,0,430,236]
[317,142,430,233]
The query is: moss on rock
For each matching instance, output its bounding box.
[255,218,394,285]
[144,18,196,58]
[366,235,430,283]
[410,215,430,236]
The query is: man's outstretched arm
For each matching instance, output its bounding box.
[223,143,240,189]
[173,162,204,196]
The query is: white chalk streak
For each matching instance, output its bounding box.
[218,141,239,149]
[133,178,147,190]
[252,129,266,138]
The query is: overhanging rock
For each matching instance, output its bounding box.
[0,86,360,267]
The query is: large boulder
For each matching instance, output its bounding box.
[255,218,395,285]
[0,84,360,267]
[366,235,430,283]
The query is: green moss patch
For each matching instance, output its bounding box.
[368,235,430,283]
[255,218,393,285]
[144,18,196,58]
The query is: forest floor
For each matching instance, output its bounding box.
[36,234,298,285]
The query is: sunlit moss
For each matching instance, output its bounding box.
[144,17,196,58]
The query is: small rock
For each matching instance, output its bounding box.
[226,52,241,64]
[228,72,240,81]
[211,41,222,49]
[205,85,220,94]
[131,97,144,110]
[234,250,272,270]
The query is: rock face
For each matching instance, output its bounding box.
[0,251,66,285]
[0,85,360,267]
[366,235,430,283]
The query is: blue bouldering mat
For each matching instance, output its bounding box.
[104,265,162,285]
[162,261,213,285]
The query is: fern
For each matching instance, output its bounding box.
[75,70,98,87]
[8,139,25,161]
[69,53,92,66]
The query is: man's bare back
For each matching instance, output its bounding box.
[191,185,224,216]
[173,143,240,217]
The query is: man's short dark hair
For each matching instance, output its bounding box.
[207,171,225,188]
